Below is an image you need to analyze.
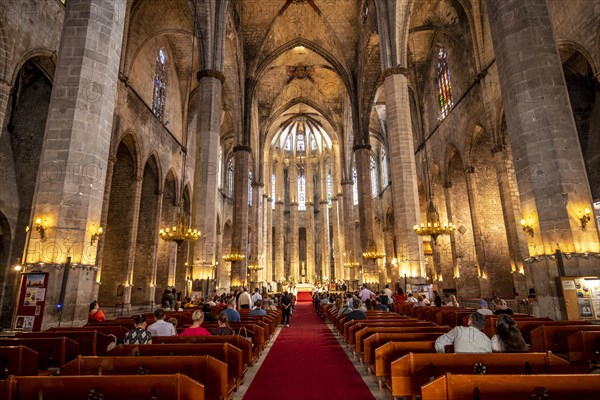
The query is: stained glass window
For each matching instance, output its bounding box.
[271,174,276,210]
[248,170,253,206]
[370,155,378,198]
[327,171,333,208]
[284,135,292,151]
[227,159,233,198]
[353,166,358,206]
[298,174,306,211]
[297,133,305,153]
[436,48,453,119]
[152,49,168,121]
[380,149,388,188]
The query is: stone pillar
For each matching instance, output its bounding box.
[191,70,224,274]
[335,192,347,281]
[331,194,344,281]
[487,0,600,318]
[354,145,377,281]
[274,162,285,282]
[341,181,356,284]
[250,182,263,286]
[289,161,299,282]
[305,161,315,282]
[382,70,424,277]
[263,193,272,283]
[22,0,125,327]
[230,146,250,287]
[319,162,330,281]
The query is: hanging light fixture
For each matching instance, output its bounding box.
[362,240,385,260]
[413,200,455,243]
[222,245,245,262]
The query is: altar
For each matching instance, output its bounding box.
[295,283,314,302]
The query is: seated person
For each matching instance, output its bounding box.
[345,299,367,321]
[211,313,235,335]
[406,293,418,303]
[434,312,492,353]
[446,294,460,307]
[373,297,388,311]
[476,299,494,315]
[147,308,177,337]
[180,310,211,336]
[250,300,267,316]
[491,314,527,352]
[492,298,514,315]
[88,300,105,322]
[123,314,152,344]
[220,298,241,322]
[202,303,218,321]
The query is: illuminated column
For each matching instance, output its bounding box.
[354,144,377,280]
[341,180,356,283]
[305,161,315,282]
[289,161,299,281]
[274,161,285,282]
[331,194,343,281]
[262,193,271,283]
[464,166,489,295]
[319,161,330,281]
[230,146,250,287]
[250,182,263,285]
[335,192,347,280]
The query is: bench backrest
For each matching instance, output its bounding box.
[391,352,571,399]
[152,334,253,366]
[355,326,449,353]
[348,321,434,345]
[0,346,39,378]
[18,330,113,356]
[530,325,600,354]
[374,341,435,378]
[0,374,204,400]
[363,332,442,365]
[48,325,128,338]
[421,373,600,400]
[567,330,600,365]
[0,337,78,370]
[62,355,226,400]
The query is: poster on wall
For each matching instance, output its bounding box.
[578,298,594,318]
[15,272,49,331]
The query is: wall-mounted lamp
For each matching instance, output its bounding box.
[578,208,591,230]
[14,265,22,271]
[29,218,47,240]
[90,226,103,246]
[520,219,534,238]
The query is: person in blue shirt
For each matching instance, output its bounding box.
[220,298,241,322]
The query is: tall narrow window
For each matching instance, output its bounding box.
[271,174,276,210]
[370,155,378,198]
[380,149,388,188]
[152,49,168,121]
[298,174,306,211]
[353,166,359,206]
[227,159,233,198]
[327,171,333,208]
[248,170,253,206]
[436,47,453,119]
[217,146,223,189]
[297,133,305,153]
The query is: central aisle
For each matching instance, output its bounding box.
[242,302,375,400]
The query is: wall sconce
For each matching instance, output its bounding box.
[28,218,47,240]
[90,226,103,246]
[578,208,591,230]
[520,219,534,238]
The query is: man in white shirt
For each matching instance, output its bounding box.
[251,288,262,305]
[434,312,492,353]
[238,287,252,309]
[359,285,375,302]
[406,293,418,303]
[383,284,393,304]
[147,308,176,337]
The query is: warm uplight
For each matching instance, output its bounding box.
[90,225,103,246]
[14,265,22,271]
[578,208,592,230]
[521,218,534,238]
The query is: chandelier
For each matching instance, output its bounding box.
[223,245,245,262]
[362,240,385,260]
[413,200,455,243]
[247,263,263,271]
[343,261,360,268]
[159,203,201,245]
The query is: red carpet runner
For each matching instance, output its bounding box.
[243,302,375,400]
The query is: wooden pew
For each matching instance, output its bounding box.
[179,322,265,358]
[47,325,128,339]
[17,330,114,356]
[567,330,600,371]
[348,320,433,346]
[363,332,442,367]
[108,343,243,390]
[152,334,253,367]
[391,352,572,399]
[0,346,39,379]
[374,341,435,391]
[342,318,408,342]
[0,374,204,400]
[394,303,414,315]
[433,307,475,326]
[62,355,227,400]
[0,338,78,371]
[354,326,449,357]
[530,325,600,355]
[512,320,589,343]
[421,373,600,400]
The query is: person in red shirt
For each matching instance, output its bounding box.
[179,310,211,336]
[392,288,407,304]
[88,300,105,323]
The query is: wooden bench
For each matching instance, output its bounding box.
[363,332,442,367]
[348,320,434,346]
[530,325,600,355]
[354,326,449,357]
[421,373,600,399]
[0,374,204,400]
[108,342,243,390]
[567,330,600,371]
[47,325,128,339]
[342,318,409,342]
[62,355,227,400]
[153,334,253,367]
[0,338,78,371]
[510,320,589,343]
[391,352,571,399]
[0,346,39,379]
[17,330,114,356]
[374,341,436,391]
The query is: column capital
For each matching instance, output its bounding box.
[290,201,298,207]
[319,200,329,205]
[252,181,264,188]
[233,144,252,153]
[197,69,225,84]
[305,201,314,206]
[381,66,409,81]
[353,143,372,152]
[276,200,284,205]
[262,193,270,199]
[341,180,354,186]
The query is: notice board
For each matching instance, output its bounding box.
[14,272,49,331]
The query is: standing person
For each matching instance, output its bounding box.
[434,312,492,353]
[123,314,152,344]
[383,284,393,304]
[161,289,173,309]
[220,298,241,322]
[359,285,375,302]
[433,290,443,307]
[147,309,177,337]
[491,314,527,352]
[281,291,292,327]
[251,288,262,305]
[180,310,211,336]
[211,313,235,335]
[88,300,105,322]
[238,287,252,309]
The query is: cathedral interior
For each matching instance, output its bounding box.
[0,0,599,329]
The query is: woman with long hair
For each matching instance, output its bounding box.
[211,313,235,335]
[446,294,460,307]
[491,314,527,352]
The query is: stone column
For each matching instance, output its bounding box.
[250,182,263,285]
[354,145,377,281]
[331,195,343,281]
[274,161,285,283]
[464,166,489,295]
[382,69,424,277]
[289,161,299,281]
[341,181,356,284]
[335,192,347,281]
[305,161,315,282]
[230,146,250,287]
[487,0,600,318]
[191,70,224,274]
[319,162,330,281]
[263,193,272,283]
[22,0,125,327]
